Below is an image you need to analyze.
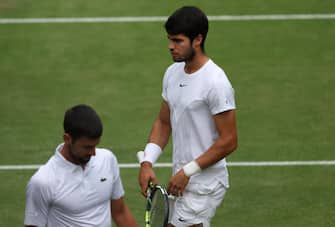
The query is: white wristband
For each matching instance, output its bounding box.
[183,161,201,177]
[137,151,145,163]
[142,143,162,164]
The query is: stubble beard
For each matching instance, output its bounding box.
[68,143,90,166]
[172,47,196,63]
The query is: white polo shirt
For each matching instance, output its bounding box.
[162,59,236,188]
[24,144,124,227]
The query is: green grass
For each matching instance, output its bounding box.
[209,20,335,161]
[1,0,335,17]
[1,167,335,226]
[0,0,334,226]
[218,166,335,226]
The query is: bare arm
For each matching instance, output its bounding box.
[111,197,138,227]
[147,100,172,148]
[196,109,238,169]
[168,110,238,196]
[138,100,171,194]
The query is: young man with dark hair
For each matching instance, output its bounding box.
[138,6,238,227]
[24,104,138,227]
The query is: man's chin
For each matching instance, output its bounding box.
[172,57,185,62]
[80,157,91,165]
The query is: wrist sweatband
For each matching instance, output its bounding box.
[142,143,162,164]
[183,161,201,177]
[137,151,145,163]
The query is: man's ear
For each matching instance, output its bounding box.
[192,34,203,49]
[63,133,72,145]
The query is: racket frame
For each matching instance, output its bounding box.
[145,183,169,227]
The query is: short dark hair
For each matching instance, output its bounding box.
[165,6,209,50]
[63,104,103,141]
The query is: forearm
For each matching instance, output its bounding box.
[112,200,138,227]
[139,100,171,193]
[194,110,238,170]
[147,118,171,149]
[146,100,171,150]
[140,119,171,166]
[196,134,237,170]
[167,132,237,196]
[112,208,138,227]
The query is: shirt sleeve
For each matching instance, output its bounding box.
[109,155,125,200]
[24,173,51,227]
[207,74,236,115]
[161,69,169,102]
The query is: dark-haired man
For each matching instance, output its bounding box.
[24,104,138,227]
[138,6,238,227]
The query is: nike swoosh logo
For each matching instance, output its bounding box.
[179,84,187,87]
[178,217,187,222]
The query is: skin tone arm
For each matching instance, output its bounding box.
[147,100,172,151]
[197,110,238,168]
[139,96,237,197]
[111,197,138,227]
[138,100,172,195]
[167,110,238,196]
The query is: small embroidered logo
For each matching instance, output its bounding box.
[178,217,186,222]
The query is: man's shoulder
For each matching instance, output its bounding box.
[95,147,115,157]
[29,160,56,187]
[94,148,118,164]
[205,60,225,76]
[204,60,231,85]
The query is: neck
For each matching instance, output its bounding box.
[60,144,86,169]
[184,52,209,74]
[60,144,70,161]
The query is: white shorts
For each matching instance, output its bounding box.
[169,180,227,227]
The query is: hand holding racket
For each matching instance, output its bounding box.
[137,151,169,227]
[137,151,158,196]
[145,181,169,227]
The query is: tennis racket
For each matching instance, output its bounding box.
[145,182,169,227]
[137,151,170,227]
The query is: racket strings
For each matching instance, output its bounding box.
[150,190,168,226]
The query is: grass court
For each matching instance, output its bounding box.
[0,0,334,226]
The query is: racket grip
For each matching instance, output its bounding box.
[137,151,145,163]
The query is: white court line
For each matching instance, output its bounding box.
[0,14,335,24]
[1,161,335,170]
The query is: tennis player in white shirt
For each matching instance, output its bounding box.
[25,104,138,227]
[138,6,238,227]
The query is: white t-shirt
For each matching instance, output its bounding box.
[162,59,236,187]
[24,144,125,227]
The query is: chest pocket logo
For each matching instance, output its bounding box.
[100,177,107,182]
